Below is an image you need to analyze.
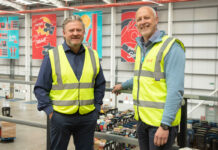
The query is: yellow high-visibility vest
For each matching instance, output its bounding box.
[48,45,100,115]
[133,35,185,126]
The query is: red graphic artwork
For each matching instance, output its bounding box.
[32,14,56,59]
[121,9,141,62]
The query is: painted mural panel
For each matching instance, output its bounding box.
[0,16,19,59]
[73,11,102,59]
[32,14,56,59]
[121,9,140,62]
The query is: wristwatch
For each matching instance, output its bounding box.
[160,123,170,130]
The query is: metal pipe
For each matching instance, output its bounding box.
[25,13,31,101]
[168,3,173,36]
[64,10,70,19]
[110,6,116,107]
[9,60,15,98]
[0,115,138,145]
[0,79,35,85]
[178,97,187,147]
[95,132,138,145]
[188,89,218,115]
[0,0,195,15]
[184,94,218,102]
[0,116,47,129]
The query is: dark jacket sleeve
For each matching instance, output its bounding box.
[34,55,53,115]
[94,64,106,112]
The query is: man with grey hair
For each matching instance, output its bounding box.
[34,15,105,150]
[112,6,185,150]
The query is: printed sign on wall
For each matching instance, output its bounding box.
[32,14,56,59]
[121,9,141,62]
[0,16,19,59]
[73,11,102,59]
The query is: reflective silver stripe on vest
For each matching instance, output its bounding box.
[154,37,174,81]
[88,49,97,83]
[51,46,96,90]
[53,47,63,88]
[133,100,165,109]
[80,99,95,105]
[134,37,174,81]
[52,82,95,90]
[134,70,165,79]
[52,99,94,106]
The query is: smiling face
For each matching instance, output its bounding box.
[63,20,85,50]
[135,6,158,42]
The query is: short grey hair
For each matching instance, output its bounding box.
[150,7,157,18]
[136,6,157,18]
[62,15,85,30]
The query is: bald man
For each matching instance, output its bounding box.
[112,6,185,150]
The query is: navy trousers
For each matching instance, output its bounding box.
[50,110,98,150]
[136,121,178,150]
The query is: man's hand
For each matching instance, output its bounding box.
[154,126,169,147]
[49,112,53,120]
[112,84,122,96]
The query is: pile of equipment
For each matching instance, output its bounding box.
[187,119,218,150]
[94,106,137,150]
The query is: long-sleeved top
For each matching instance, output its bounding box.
[122,30,185,126]
[34,41,106,115]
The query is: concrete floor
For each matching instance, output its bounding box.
[0,98,75,150]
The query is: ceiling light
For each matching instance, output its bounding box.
[142,0,164,6]
[39,0,50,3]
[66,7,83,12]
[37,2,83,11]
[102,0,111,4]
[0,10,24,15]
[15,0,35,5]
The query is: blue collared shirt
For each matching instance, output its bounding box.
[122,30,185,126]
[34,41,106,115]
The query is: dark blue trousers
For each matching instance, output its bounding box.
[50,110,98,150]
[136,121,178,150]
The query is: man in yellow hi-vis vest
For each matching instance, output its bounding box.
[34,15,105,150]
[112,6,185,150]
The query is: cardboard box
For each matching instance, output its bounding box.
[0,121,16,138]
[94,138,106,150]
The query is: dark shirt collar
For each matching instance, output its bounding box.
[140,30,161,47]
[136,30,165,48]
[62,41,85,54]
[149,30,161,42]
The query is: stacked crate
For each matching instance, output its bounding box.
[0,121,16,140]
